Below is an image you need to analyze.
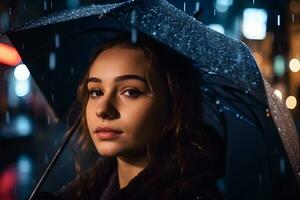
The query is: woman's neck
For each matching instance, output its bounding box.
[117,155,149,189]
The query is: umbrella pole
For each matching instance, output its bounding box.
[28,115,81,200]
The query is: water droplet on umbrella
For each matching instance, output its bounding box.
[55,34,60,48]
[5,111,10,124]
[44,154,49,164]
[49,52,56,70]
[277,15,281,26]
[44,0,48,11]
[279,157,286,174]
[183,2,186,12]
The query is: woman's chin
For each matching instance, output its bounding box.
[96,145,124,157]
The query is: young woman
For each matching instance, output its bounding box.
[57,34,225,200]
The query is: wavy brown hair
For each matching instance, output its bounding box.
[71,33,224,178]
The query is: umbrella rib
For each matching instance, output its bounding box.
[28,114,82,200]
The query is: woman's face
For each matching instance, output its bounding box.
[85,46,168,159]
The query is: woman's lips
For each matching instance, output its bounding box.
[94,127,123,140]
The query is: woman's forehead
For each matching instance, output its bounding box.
[88,47,151,77]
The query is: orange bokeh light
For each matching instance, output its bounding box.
[0,43,21,67]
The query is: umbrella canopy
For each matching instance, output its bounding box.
[1,0,299,199]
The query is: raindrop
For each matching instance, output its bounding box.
[44,154,49,164]
[258,174,262,183]
[236,113,240,118]
[51,93,55,102]
[213,9,216,16]
[50,0,53,9]
[253,0,255,4]
[70,67,74,75]
[47,115,51,125]
[54,139,58,146]
[279,157,285,174]
[131,28,137,44]
[277,15,281,26]
[195,2,200,12]
[292,14,295,23]
[152,31,157,36]
[49,52,56,70]
[43,0,48,11]
[245,90,249,94]
[131,10,136,24]
[216,100,220,105]
[204,87,208,92]
[22,43,25,50]
[55,34,60,48]
[5,111,10,124]
[219,108,223,112]
[183,2,186,12]
[8,7,12,16]
[224,69,228,74]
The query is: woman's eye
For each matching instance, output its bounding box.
[123,88,145,98]
[89,89,103,98]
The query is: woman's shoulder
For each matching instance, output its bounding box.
[55,157,116,200]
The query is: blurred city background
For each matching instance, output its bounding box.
[0,0,299,199]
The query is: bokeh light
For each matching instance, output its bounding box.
[243,8,267,40]
[14,64,30,81]
[289,58,300,72]
[286,96,297,109]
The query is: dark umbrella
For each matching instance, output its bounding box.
[1,0,299,199]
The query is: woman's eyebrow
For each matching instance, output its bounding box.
[87,74,147,84]
[115,74,147,83]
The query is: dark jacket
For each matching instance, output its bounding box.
[57,127,225,200]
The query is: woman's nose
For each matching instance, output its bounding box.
[95,95,119,120]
